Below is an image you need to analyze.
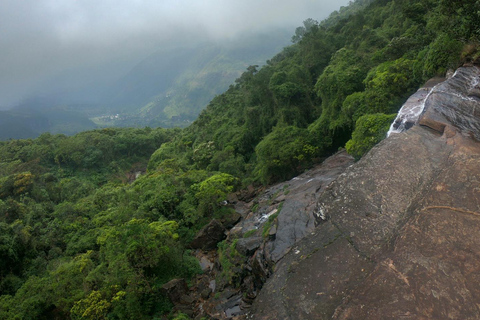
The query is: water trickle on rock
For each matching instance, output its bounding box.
[387,78,446,136]
[387,87,433,136]
[251,66,480,320]
[418,66,480,140]
[388,67,480,138]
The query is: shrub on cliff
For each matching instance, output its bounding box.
[346,113,396,160]
[254,125,317,184]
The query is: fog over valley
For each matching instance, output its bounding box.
[0,0,351,110]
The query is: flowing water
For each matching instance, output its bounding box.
[388,67,480,137]
[387,86,434,136]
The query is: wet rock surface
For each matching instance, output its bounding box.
[236,150,354,264]
[182,66,480,319]
[181,150,354,319]
[250,66,480,319]
[190,219,226,250]
[388,77,445,135]
[419,66,480,139]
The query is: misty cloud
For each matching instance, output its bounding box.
[0,0,350,108]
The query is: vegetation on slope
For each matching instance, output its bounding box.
[159,0,478,184]
[1,0,480,318]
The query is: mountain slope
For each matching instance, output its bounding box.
[153,0,478,185]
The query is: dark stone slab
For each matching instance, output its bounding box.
[251,66,480,319]
[190,219,226,250]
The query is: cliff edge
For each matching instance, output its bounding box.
[251,66,480,319]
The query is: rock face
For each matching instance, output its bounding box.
[185,150,355,319]
[234,150,355,264]
[251,65,480,319]
[190,219,226,250]
[388,77,445,135]
[419,66,480,139]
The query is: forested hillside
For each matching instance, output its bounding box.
[1,0,479,318]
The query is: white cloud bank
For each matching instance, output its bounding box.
[0,0,351,107]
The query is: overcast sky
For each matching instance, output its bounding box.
[0,0,351,108]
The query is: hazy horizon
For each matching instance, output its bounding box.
[0,0,351,109]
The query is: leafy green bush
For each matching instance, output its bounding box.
[362,58,419,113]
[261,202,282,238]
[255,126,316,184]
[345,113,396,160]
[243,229,257,238]
[217,239,243,287]
[172,312,191,320]
[192,173,238,220]
[417,33,463,78]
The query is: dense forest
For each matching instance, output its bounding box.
[1,0,480,318]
